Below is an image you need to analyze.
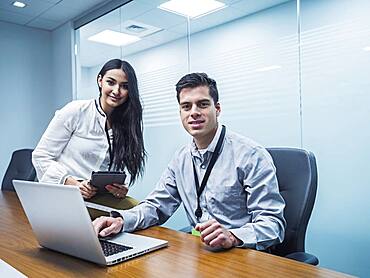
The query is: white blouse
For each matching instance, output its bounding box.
[32,99,112,184]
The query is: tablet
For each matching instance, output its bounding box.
[90,171,126,192]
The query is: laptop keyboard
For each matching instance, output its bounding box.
[99,240,133,257]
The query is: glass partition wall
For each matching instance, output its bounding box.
[75,0,298,228]
[188,0,300,147]
[75,1,370,276]
[300,0,370,276]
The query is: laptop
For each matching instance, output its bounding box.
[12,180,168,266]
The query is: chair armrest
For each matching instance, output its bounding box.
[285,252,319,265]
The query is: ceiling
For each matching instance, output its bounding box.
[0,0,109,30]
[79,0,291,67]
[0,0,292,65]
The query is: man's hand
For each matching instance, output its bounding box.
[92,216,124,237]
[65,177,97,199]
[105,183,128,199]
[195,219,242,249]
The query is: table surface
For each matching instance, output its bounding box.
[0,191,352,278]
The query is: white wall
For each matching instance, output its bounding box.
[51,21,75,109]
[0,21,54,181]
[0,20,74,186]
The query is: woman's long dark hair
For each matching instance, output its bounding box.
[97,59,146,185]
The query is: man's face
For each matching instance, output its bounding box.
[179,86,220,145]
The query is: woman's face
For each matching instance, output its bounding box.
[98,68,129,114]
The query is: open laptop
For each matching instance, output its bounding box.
[12,180,168,266]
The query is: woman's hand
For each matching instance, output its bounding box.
[105,183,128,199]
[65,177,97,199]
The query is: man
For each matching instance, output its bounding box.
[93,73,286,250]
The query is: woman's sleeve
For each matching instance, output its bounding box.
[32,102,80,184]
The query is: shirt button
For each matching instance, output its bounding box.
[201,164,206,169]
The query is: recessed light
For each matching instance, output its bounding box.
[12,1,26,8]
[255,65,282,72]
[88,30,141,47]
[363,46,370,51]
[158,0,227,19]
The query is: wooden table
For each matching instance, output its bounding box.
[0,191,351,277]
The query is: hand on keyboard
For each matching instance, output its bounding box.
[93,216,124,237]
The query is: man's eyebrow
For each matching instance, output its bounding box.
[196,99,211,104]
[179,101,190,105]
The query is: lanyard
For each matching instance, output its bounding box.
[192,125,226,220]
[95,99,114,171]
[104,122,113,171]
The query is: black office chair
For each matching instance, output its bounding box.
[178,147,319,265]
[267,147,319,265]
[1,149,36,191]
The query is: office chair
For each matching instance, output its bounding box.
[267,147,319,265]
[179,147,319,265]
[1,149,36,191]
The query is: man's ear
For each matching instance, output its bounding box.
[215,102,221,117]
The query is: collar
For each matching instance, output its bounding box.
[190,124,223,157]
[94,98,108,132]
[94,97,106,118]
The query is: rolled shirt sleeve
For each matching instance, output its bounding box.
[32,102,79,184]
[230,147,286,250]
[119,162,182,232]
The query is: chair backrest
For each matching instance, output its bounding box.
[1,149,36,191]
[266,148,318,256]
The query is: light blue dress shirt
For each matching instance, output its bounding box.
[120,125,286,250]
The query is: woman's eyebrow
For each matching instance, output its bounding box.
[106,77,127,84]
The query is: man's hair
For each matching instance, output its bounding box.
[175,72,219,104]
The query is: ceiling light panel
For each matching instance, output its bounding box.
[12,1,26,8]
[158,0,227,19]
[88,30,141,47]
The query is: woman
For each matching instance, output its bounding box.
[32,59,146,215]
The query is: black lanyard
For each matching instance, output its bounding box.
[96,99,114,171]
[104,122,113,171]
[192,125,226,220]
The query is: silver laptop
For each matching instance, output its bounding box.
[13,180,168,266]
